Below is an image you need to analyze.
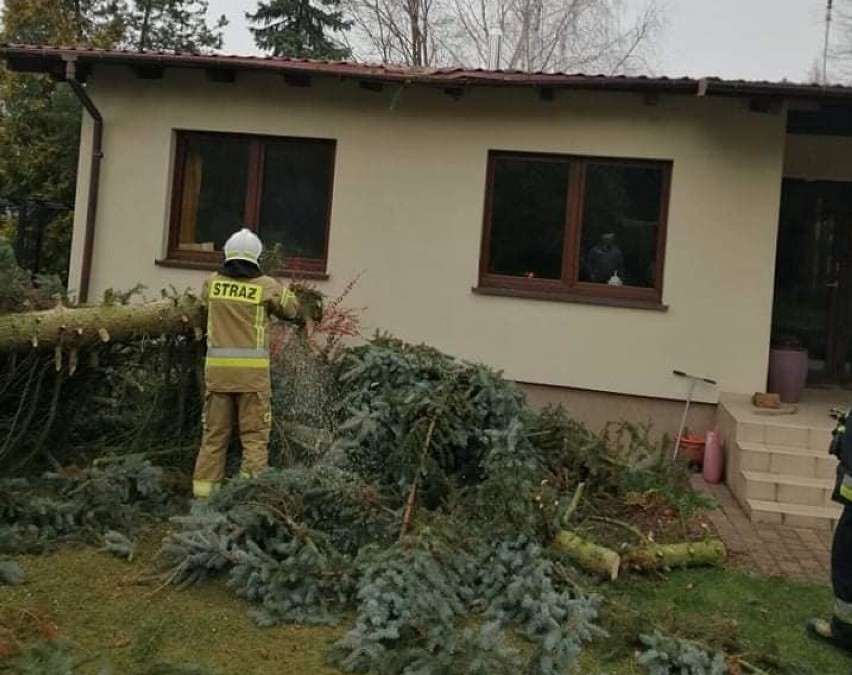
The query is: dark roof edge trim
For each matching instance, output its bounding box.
[1,44,850,101]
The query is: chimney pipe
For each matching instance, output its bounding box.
[488,27,503,70]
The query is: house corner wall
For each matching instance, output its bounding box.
[68,110,93,303]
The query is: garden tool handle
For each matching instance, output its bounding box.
[672,370,717,385]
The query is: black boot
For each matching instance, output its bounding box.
[806,618,852,654]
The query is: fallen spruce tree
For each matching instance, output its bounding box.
[136,336,727,674]
[0,240,325,474]
[0,242,734,673]
[0,457,181,590]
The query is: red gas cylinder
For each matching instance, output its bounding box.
[702,429,724,484]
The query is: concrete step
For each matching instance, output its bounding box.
[718,393,836,447]
[737,440,837,480]
[741,470,835,508]
[746,498,841,531]
[735,419,834,452]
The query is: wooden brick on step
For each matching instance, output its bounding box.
[753,392,781,409]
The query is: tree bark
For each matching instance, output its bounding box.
[553,532,726,580]
[0,283,322,354]
[622,539,726,572]
[552,530,621,581]
[0,296,205,353]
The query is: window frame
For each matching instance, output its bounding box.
[164,130,336,276]
[477,150,672,307]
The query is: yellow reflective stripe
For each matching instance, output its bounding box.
[841,481,852,502]
[206,303,214,344]
[207,347,269,359]
[208,280,263,305]
[193,479,218,498]
[206,357,270,369]
[255,304,264,349]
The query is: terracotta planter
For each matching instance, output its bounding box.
[678,434,705,468]
[767,347,808,404]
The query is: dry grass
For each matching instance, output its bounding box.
[0,525,848,674]
[0,527,343,674]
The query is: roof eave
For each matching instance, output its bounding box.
[1,44,850,103]
[0,45,700,94]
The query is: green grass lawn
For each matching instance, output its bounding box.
[0,528,848,674]
[585,567,846,674]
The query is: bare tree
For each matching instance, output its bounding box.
[826,0,852,82]
[344,0,662,73]
[344,0,449,65]
[805,57,824,85]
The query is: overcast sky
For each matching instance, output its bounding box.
[209,0,833,82]
[0,0,834,81]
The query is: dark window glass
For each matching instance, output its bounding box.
[487,157,569,279]
[170,132,336,270]
[258,141,334,261]
[177,137,250,252]
[579,163,663,288]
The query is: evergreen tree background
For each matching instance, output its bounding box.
[0,0,118,278]
[123,1,227,51]
[0,1,227,279]
[247,0,352,59]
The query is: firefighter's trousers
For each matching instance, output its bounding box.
[831,505,852,648]
[193,390,272,498]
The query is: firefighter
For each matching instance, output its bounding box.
[192,227,300,499]
[807,407,852,652]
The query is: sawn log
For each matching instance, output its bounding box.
[0,296,206,353]
[553,530,621,581]
[621,539,727,572]
[553,532,726,581]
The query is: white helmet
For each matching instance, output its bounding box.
[224,228,263,265]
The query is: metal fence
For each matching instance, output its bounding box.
[1,196,72,276]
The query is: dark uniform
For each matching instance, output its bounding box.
[808,408,852,651]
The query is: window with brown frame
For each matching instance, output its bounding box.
[478,151,671,307]
[167,131,335,274]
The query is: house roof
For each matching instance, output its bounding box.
[3,43,852,103]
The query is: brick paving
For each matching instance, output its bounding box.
[691,475,832,583]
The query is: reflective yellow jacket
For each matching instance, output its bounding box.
[201,273,299,393]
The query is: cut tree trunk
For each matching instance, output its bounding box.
[0,285,322,355]
[622,539,726,572]
[0,296,205,353]
[553,532,726,580]
[552,530,621,581]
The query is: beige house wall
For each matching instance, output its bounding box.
[68,67,788,404]
[522,382,715,440]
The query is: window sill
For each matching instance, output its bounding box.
[472,285,668,311]
[155,258,330,280]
